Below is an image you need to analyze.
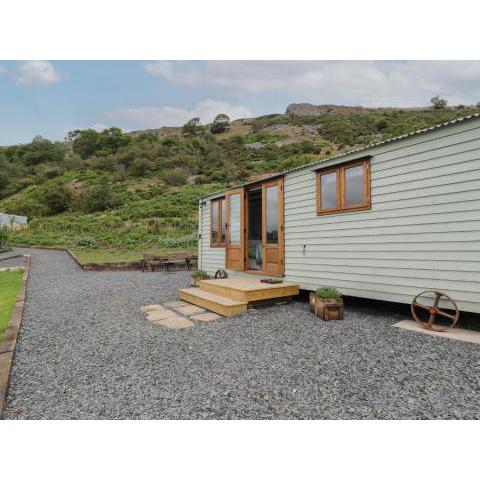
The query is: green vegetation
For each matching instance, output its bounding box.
[192,269,209,279]
[1,106,478,263]
[0,225,9,249]
[0,270,23,342]
[315,287,343,299]
[210,114,230,134]
[430,95,448,110]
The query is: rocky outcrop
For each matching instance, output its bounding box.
[285,103,423,116]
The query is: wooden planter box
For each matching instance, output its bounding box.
[309,293,344,320]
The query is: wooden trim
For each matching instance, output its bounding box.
[316,166,341,215]
[316,157,371,216]
[261,176,285,275]
[225,188,245,271]
[210,197,225,248]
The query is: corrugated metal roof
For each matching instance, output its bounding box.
[199,112,480,200]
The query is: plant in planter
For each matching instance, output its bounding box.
[191,269,210,287]
[309,287,344,320]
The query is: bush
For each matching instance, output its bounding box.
[130,157,154,177]
[315,287,342,299]
[161,168,188,186]
[192,269,209,279]
[42,182,74,214]
[83,177,118,212]
[0,225,9,248]
[76,236,96,247]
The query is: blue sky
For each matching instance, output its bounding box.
[1,60,480,145]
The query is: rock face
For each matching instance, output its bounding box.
[285,103,421,116]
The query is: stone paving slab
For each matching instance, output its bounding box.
[190,312,222,322]
[175,304,206,316]
[146,309,179,321]
[156,316,194,329]
[393,319,480,345]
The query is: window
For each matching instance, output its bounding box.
[316,158,371,215]
[210,198,225,247]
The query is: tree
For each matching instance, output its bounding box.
[98,127,131,153]
[68,127,131,159]
[210,113,230,134]
[182,117,203,135]
[69,129,100,159]
[20,136,65,166]
[430,95,448,110]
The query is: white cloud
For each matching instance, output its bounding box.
[16,60,61,86]
[143,60,480,107]
[108,99,252,130]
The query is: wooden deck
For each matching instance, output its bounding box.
[179,278,299,317]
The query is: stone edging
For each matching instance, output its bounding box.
[0,255,31,419]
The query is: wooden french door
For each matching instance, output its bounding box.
[225,187,245,270]
[225,178,284,274]
[262,177,284,275]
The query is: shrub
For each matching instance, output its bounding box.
[192,269,209,279]
[130,157,154,177]
[0,225,9,248]
[83,177,118,212]
[315,287,342,299]
[161,168,188,186]
[76,236,96,247]
[42,182,74,214]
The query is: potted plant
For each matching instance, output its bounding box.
[191,269,210,287]
[309,287,343,320]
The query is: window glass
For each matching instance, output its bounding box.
[229,194,241,243]
[344,165,365,206]
[211,200,219,244]
[320,172,337,209]
[266,185,278,243]
[221,200,226,244]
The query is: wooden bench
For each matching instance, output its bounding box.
[164,252,188,272]
[142,253,168,272]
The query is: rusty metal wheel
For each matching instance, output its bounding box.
[411,290,459,332]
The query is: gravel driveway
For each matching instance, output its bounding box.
[3,248,479,419]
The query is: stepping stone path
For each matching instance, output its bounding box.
[140,301,222,330]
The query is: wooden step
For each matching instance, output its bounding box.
[179,288,248,317]
[199,278,299,303]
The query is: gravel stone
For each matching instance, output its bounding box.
[3,248,480,419]
[0,252,27,269]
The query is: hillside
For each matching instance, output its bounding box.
[1,104,478,262]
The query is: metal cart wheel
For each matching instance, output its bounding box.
[411,290,459,332]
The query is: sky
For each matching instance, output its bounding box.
[1,60,480,145]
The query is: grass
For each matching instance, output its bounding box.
[72,246,196,264]
[0,270,23,343]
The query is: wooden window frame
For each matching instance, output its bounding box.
[210,197,225,247]
[316,157,371,216]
